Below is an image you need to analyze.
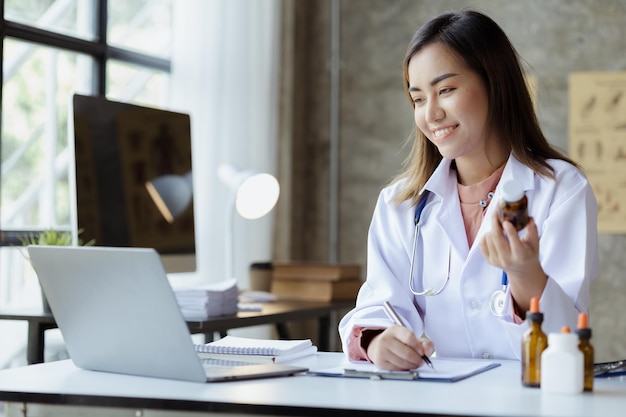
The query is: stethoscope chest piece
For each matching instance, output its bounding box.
[489,290,506,317]
[489,272,509,317]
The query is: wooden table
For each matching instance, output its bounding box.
[0,300,353,364]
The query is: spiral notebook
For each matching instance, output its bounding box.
[195,336,317,364]
[196,336,313,355]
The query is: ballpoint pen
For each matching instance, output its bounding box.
[383,301,435,370]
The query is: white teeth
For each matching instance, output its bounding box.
[434,126,455,137]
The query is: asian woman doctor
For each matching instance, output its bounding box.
[338,10,599,371]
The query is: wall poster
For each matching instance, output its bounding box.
[569,72,626,233]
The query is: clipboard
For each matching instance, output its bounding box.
[308,359,501,382]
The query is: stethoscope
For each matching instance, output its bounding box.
[407,191,509,316]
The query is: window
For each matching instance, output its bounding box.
[0,0,172,306]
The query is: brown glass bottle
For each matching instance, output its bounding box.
[499,180,529,231]
[521,297,548,387]
[576,312,594,392]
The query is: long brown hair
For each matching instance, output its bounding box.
[392,10,578,205]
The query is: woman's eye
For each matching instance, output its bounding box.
[412,97,425,105]
[440,87,455,95]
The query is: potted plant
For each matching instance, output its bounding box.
[19,229,95,313]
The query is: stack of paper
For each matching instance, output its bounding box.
[173,278,239,320]
[195,335,318,364]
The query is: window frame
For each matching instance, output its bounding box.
[0,0,171,246]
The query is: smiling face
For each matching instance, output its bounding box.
[407,42,506,185]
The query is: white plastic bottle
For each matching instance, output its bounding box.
[541,326,584,394]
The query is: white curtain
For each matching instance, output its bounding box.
[170,0,281,287]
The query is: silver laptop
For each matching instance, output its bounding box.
[27,245,308,382]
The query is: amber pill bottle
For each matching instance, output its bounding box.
[521,297,548,387]
[499,180,529,231]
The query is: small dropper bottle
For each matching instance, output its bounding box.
[576,312,594,392]
[521,297,548,387]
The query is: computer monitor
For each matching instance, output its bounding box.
[71,94,195,273]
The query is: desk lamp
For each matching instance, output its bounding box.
[218,163,279,280]
[145,171,193,223]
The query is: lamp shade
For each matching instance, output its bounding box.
[145,171,193,223]
[218,164,280,219]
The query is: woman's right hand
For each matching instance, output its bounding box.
[366,325,434,371]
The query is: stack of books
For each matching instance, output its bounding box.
[270,262,362,302]
[173,278,239,320]
[195,335,317,364]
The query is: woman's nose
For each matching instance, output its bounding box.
[425,100,445,122]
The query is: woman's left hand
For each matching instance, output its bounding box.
[479,212,547,312]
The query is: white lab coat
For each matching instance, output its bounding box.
[339,154,599,360]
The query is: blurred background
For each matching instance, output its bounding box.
[1,0,625,368]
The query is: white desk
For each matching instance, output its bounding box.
[0,352,624,417]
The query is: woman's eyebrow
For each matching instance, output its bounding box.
[409,72,459,92]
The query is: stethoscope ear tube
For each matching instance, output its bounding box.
[408,191,450,296]
[413,191,431,226]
